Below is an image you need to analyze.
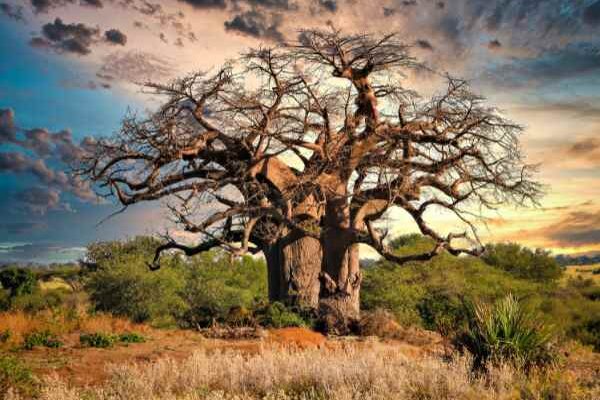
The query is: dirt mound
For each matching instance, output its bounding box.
[265,327,326,349]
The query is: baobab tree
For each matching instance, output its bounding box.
[80,29,541,333]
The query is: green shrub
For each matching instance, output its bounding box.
[0,356,38,398]
[85,237,188,327]
[0,329,10,343]
[456,294,557,370]
[23,330,63,350]
[10,288,70,313]
[118,332,146,343]
[80,332,117,348]
[0,267,37,297]
[483,243,563,282]
[254,302,308,328]
[180,252,267,328]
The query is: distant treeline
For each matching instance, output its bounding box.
[556,254,600,266]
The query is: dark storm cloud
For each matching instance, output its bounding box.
[0,109,96,204]
[225,10,284,42]
[318,0,336,12]
[177,0,227,9]
[0,2,25,21]
[16,187,66,214]
[415,39,434,50]
[104,28,128,45]
[519,99,600,121]
[544,211,600,247]
[583,0,600,26]
[81,0,103,7]
[487,39,501,49]
[568,138,600,157]
[486,42,600,88]
[31,18,100,55]
[0,109,17,143]
[246,0,295,10]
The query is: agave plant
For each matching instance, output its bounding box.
[458,294,556,370]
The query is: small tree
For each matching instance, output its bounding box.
[80,28,541,332]
[0,268,36,298]
[483,243,563,282]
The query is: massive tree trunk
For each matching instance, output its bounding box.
[318,227,361,334]
[264,234,321,309]
[316,191,362,334]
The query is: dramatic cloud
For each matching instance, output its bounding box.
[177,0,227,9]
[0,108,17,143]
[488,39,502,49]
[0,2,25,21]
[0,109,96,207]
[15,186,70,214]
[583,1,600,26]
[97,50,173,83]
[415,39,434,50]
[225,10,284,42]
[104,28,127,45]
[318,0,336,12]
[544,211,600,247]
[486,42,600,88]
[31,18,100,55]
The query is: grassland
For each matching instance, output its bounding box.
[565,264,600,283]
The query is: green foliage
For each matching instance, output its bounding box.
[0,267,37,297]
[362,245,535,333]
[0,329,11,343]
[79,331,146,347]
[118,332,146,343]
[457,294,557,370]
[10,288,70,313]
[85,236,188,326]
[254,302,309,328]
[0,356,38,398]
[80,332,117,348]
[362,235,600,351]
[483,243,563,282]
[23,330,63,350]
[180,251,267,327]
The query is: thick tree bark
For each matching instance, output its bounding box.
[318,228,361,334]
[264,234,321,309]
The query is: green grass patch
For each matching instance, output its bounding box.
[0,355,38,398]
[23,330,63,350]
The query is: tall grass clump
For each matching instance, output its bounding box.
[457,294,557,370]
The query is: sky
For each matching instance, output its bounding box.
[0,0,599,263]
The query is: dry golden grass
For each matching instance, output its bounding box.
[564,264,600,284]
[78,313,150,335]
[0,310,148,347]
[8,344,597,400]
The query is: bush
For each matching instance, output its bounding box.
[254,302,308,328]
[254,301,312,328]
[456,294,557,370]
[80,331,146,347]
[483,243,563,282]
[180,251,267,328]
[118,332,146,343]
[85,237,188,327]
[0,356,38,398]
[80,332,117,348]
[0,329,10,343]
[23,330,63,350]
[0,267,37,298]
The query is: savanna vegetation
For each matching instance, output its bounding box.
[1,235,599,398]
